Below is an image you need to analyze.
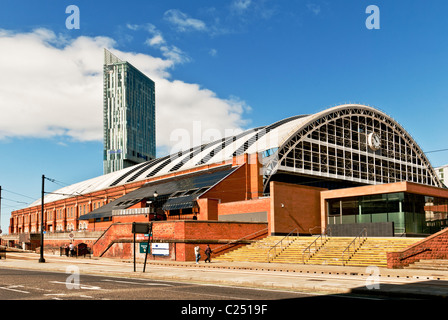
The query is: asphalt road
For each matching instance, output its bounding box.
[1,255,429,319]
[0,267,320,301]
[2,266,392,319]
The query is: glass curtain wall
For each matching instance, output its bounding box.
[328,192,448,236]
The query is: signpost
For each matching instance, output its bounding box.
[143,223,153,273]
[132,222,151,234]
[132,222,152,272]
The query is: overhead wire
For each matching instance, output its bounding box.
[2,188,36,200]
[1,197,30,205]
[43,176,106,199]
[44,191,106,201]
[425,148,448,154]
[44,176,71,188]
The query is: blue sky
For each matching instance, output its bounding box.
[1,0,448,233]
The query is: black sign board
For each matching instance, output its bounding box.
[132,222,153,273]
[132,222,150,234]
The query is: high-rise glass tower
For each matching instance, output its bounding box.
[103,49,156,174]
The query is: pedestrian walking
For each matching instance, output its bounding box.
[69,242,75,257]
[194,245,201,264]
[204,244,212,263]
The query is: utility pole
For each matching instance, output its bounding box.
[39,175,45,263]
[0,186,2,235]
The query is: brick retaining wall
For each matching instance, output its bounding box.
[94,220,268,261]
[387,228,448,268]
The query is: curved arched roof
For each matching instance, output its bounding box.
[31,104,442,207]
[263,104,442,189]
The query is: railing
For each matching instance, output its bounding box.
[212,227,269,255]
[302,228,331,264]
[112,207,151,216]
[93,223,116,246]
[267,229,299,263]
[399,246,431,261]
[308,226,323,235]
[341,228,367,266]
[166,214,196,220]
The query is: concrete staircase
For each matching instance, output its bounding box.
[214,236,302,263]
[301,237,354,266]
[407,259,448,271]
[271,237,322,264]
[344,237,421,267]
[283,237,421,267]
[215,235,422,267]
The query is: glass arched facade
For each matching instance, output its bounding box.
[264,105,442,191]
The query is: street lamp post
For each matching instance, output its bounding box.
[39,174,45,263]
[153,191,158,220]
[0,186,2,236]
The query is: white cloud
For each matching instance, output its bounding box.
[164,9,207,32]
[232,0,252,13]
[0,28,250,154]
[147,34,165,46]
[159,45,190,64]
[209,48,218,57]
[229,0,276,22]
[130,22,190,65]
[307,4,321,15]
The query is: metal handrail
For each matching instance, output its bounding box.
[267,228,299,263]
[341,228,367,266]
[308,225,322,235]
[302,229,330,264]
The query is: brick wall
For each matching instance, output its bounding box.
[201,165,248,204]
[387,228,448,268]
[218,198,270,216]
[91,220,267,261]
[93,222,134,258]
[196,198,219,220]
[8,159,239,234]
[270,181,325,235]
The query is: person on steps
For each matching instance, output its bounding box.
[194,245,201,264]
[204,244,212,263]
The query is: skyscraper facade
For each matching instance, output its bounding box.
[103,49,156,174]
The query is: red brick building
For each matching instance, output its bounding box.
[7,104,447,261]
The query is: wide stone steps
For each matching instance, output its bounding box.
[268,237,322,263]
[214,236,292,263]
[215,235,422,267]
[407,259,448,270]
[303,237,354,266]
[344,238,421,267]
[305,237,420,267]
[214,236,321,263]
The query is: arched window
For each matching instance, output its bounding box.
[263,105,442,191]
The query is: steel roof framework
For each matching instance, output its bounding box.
[28,104,442,208]
[263,104,442,191]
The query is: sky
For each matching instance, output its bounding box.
[1,0,448,234]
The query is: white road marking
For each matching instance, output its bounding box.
[44,293,66,300]
[49,281,102,290]
[103,279,173,286]
[0,285,29,294]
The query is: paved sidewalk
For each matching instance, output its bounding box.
[2,251,448,299]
